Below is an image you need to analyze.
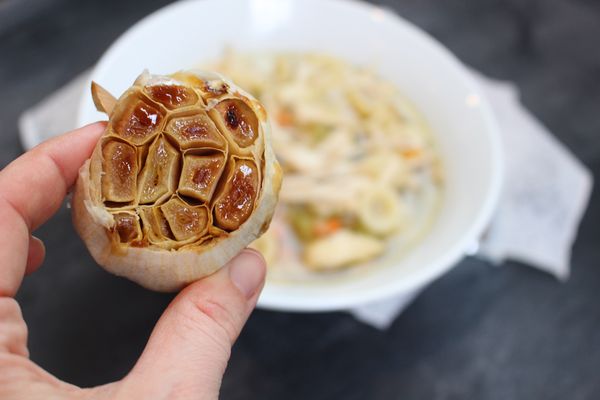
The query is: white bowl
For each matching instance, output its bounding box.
[78,0,503,312]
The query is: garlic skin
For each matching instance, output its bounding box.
[72,71,282,292]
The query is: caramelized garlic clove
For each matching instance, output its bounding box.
[160,198,209,241]
[171,71,230,100]
[200,78,230,100]
[111,95,164,145]
[210,99,258,148]
[165,112,226,150]
[178,153,226,203]
[113,212,142,243]
[139,206,174,242]
[144,83,199,110]
[214,159,259,231]
[101,140,138,203]
[137,136,180,204]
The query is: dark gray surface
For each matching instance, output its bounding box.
[1,0,599,398]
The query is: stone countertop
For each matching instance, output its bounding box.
[1,0,599,398]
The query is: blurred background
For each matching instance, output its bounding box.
[1,0,599,398]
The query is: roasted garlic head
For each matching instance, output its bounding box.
[72,71,281,291]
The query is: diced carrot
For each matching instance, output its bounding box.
[276,109,294,126]
[401,148,422,159]
[313,218,343,237]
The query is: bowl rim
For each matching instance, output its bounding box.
[78,0,504,312]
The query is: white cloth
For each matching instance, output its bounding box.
[18,72,90,150]
[475,73,593,280]
[18,71,593,330]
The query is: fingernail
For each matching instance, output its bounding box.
[229,249,266,299]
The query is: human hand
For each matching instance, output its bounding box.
[0,123,266,399]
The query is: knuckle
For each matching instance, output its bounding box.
[174,306,232,363]
[193,298,240,341]
[179,292,242,350]
[0,298,22,319]
[0,298,29,357]
[0,353,37,387]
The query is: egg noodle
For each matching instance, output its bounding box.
[211,50,443,273]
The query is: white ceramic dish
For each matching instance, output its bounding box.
[78,0,503,312]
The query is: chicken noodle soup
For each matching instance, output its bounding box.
[211,51,443,279]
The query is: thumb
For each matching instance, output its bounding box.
[119,249,266,399]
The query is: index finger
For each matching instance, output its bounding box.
[0,122,105,297]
